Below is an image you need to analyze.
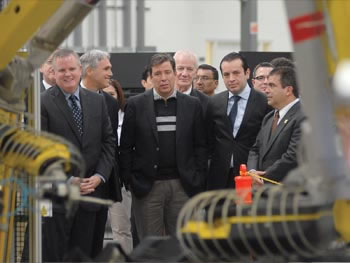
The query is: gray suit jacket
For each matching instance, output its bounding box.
[247,101,306,182]
[41,86,115,209]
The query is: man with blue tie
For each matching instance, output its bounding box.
[41,49,115,260]
[206,52,269,190]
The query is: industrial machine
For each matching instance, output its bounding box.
[1,0,350,262]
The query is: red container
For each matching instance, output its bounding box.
[235,164,252,204]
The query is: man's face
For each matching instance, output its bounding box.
[103,85,118,100]
[252,66,273,94]
[221,59,250,95]
[175,55,196,91]
[88,58,112,90]
[151,61,176,98]
[54,55,82,94]
[40,62,56,86]
[266,74,289,110]
[194,69,218,96]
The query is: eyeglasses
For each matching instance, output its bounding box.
[254,75,269,81]
[193,76,214,82]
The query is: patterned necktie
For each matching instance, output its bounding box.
[229,95,241,131]
[271,110,280,133]
[69,95,83,136]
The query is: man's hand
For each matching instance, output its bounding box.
[80,175,102,195]
[250,170,265,187]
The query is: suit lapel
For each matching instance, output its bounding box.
[262,102,300,158]
[51,86,82,144]
[220,91,233,133]
[145,90,159,144]
[176,92,185,143]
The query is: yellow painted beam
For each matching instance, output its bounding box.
[0,0,64,70]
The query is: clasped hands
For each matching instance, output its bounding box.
[71,175,102,195]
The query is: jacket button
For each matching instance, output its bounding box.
[154,165,158,169]
[156,147,159,151]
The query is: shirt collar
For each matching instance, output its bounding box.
[42,80,52,90]
[183,86,192,95]
[228,83,251,100]
[153,88,177,101]
[278,98,300,119]
[60,86,81,101]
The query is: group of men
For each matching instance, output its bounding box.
[38,47,305,261]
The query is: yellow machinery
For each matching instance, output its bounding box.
[0,0,102,262]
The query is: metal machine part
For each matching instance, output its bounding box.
[177,187,347,262]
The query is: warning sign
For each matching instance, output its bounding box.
[289,11,325,43]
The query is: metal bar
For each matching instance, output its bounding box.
[122,0,131,48]
[136,0,145,50]
[72,24,83,48]
[240,0,257,51]
[33,69,42,263]
[98,0,107,47]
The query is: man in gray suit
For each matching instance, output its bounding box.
[41,49,115,260]
[248,66,306,183]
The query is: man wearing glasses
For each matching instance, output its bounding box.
[194,64,219,96]
[252,62,274,94]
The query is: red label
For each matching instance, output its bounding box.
[289,11,325,43]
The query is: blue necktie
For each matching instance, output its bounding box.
[229,95,241,131]
[69,95,83,136]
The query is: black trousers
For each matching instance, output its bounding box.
[68,206,108,259]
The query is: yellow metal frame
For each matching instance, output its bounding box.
[0,0,64,70]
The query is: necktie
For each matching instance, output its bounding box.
[229,95,241,131]
[271,110,280,133]
[69,95,83,136]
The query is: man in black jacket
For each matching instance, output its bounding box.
[120,53,207,240]
[206,52,270,190]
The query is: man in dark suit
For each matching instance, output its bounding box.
[174,50,209,116]
[40,53,56,92]
[248,66,306,183]
[41,49,115,260]
[120,53,207,240]
[193,64,219,96]
[206,52,269,190]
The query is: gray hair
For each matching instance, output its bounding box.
[173,49,198,69]
[80,49,110,78]
[52,49,81,69]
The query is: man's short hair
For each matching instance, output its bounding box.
[270,66,299,98]
[197,64,219,81]
[141,65,150,81]
[80,49,110,78]
[219,52,249,75]
[270,57,295,69]
[52,49,80,69]
[149,53,175,75]
[252,62,274,78]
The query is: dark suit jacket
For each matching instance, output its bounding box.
[101,91,122,202]
[190,88,209,117]
[247,101,306,182]
[206,88,269,190]
[41,86,116,209]
[119,89,207,198]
